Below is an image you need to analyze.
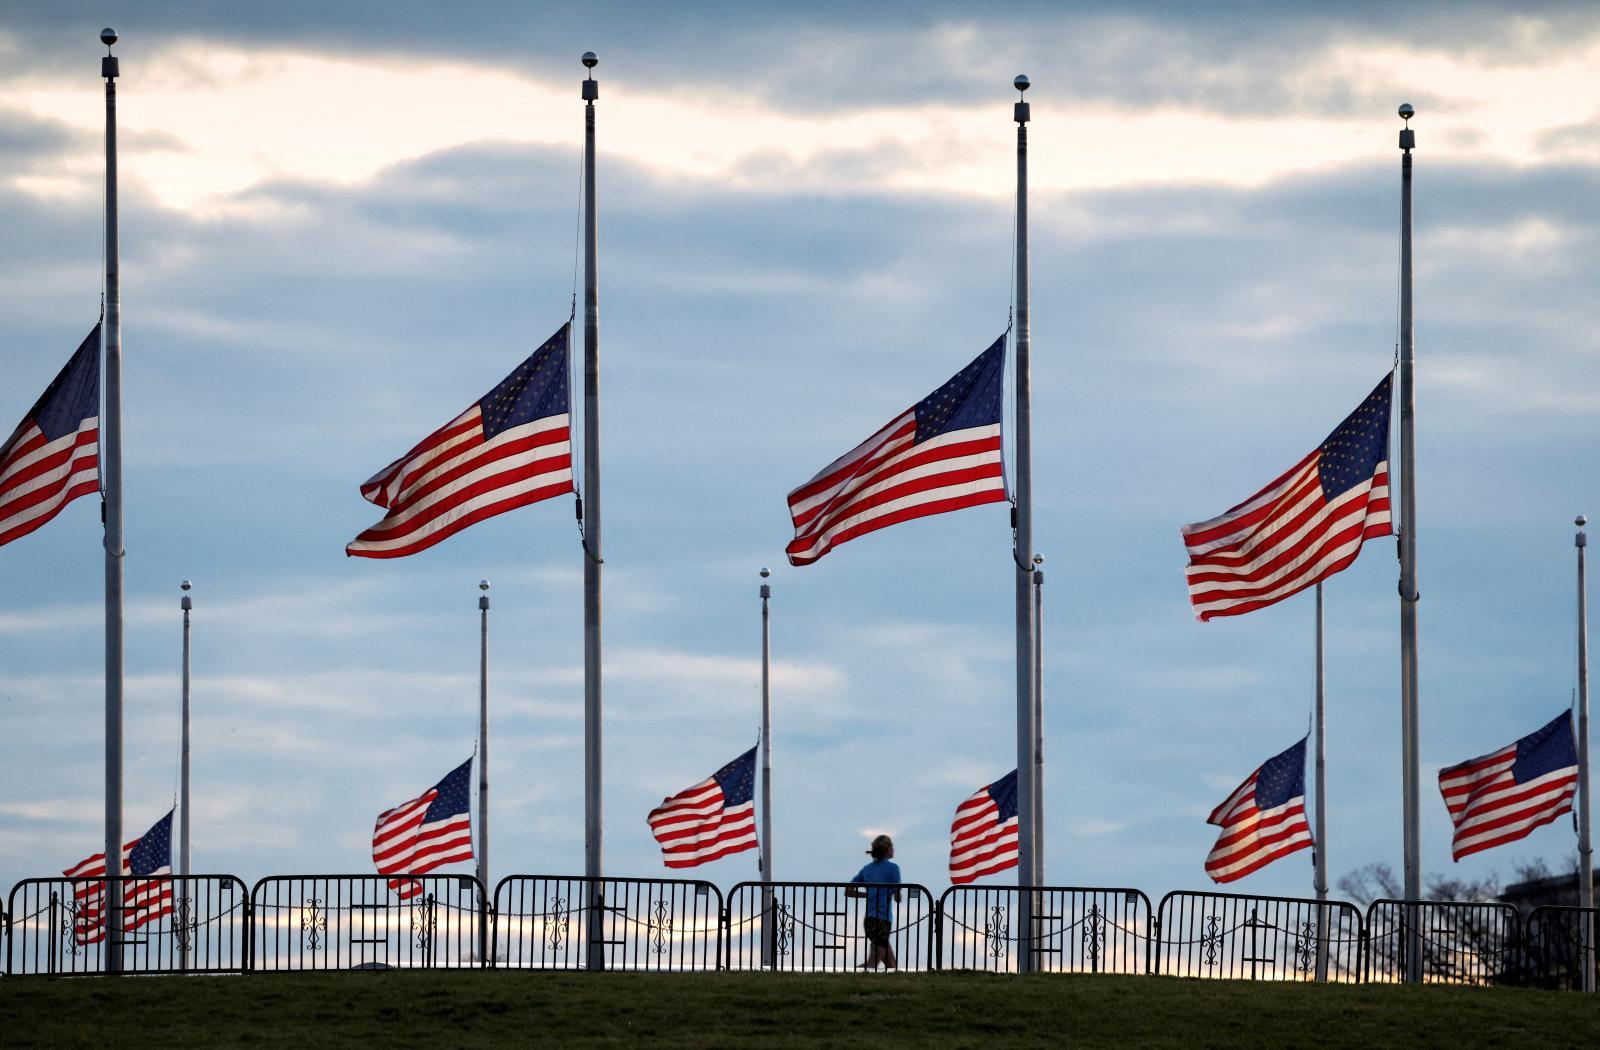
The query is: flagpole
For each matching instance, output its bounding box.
[100,27,126,973]
[179,580,192,971]
[759,567,775,969]
[1313,581,1330,982]
[1010,72,1039,973]
[1395,102,1423,983]
[478,579,491,913]
[1032,556,1045,877]
[579,50,605,971]
[1576,514,1593,993]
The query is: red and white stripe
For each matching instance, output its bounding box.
[948,789,1018,886]
[372,790,475,899]
[647,780,757,869]
[1182,450,1390,621]
[786,410,1005,565]
[62,842,172,945]
[0,415,100,549]
[1204,773,1313,883]
[347,405,571,559]
[1438,745,1578,861]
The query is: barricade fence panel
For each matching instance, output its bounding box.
[492,875,723,971]
[5,876,248,976]
[249,875,486,971]
[1154,890,1363,983]
[1525,905,1598,992]
[1364,899,1522,985]
[938,886,1152,974]
[725,881,935,972]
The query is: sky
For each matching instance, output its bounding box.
[0,1,1596,906]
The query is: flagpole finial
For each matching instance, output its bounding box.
[1014,75,1031,124]
[101,27,117,50]
[582,51,598,101]
[582,51,598,70]
[1579,515,1589,548]
[101,28,119,79]
[479,578,491,591]
[1398,103,1415,151]
[180,579,191,612]
[759,567,770,579]
[1398,102,1414,124]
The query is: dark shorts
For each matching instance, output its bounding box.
[863,917,891,950]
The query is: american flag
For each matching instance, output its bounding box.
[1438,712,1579,862]
[647,747,758,869]
[948,769,1019,885]
[62,808,174,945]
[786,336,1007,566]
[1205,737,1313,883]
[1182,374,1392,620]
[347,325,573,558]
[0,325,100,549]
[372,758,475,899]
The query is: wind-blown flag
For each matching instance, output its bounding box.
[1205,737,1314,883]
[647,747,758,868]
[949,769,1019,885]
[347,324,573,558]
[786,336,1007,566]
[1438,712,1579,861]
[0,325,101,549]
[372,759,475,899]
[1181,374,1392,620]
[62,808,174,945]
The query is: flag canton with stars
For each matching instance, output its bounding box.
[1317,373,1391,499]
[1255,737,1307,809]
[1512,713,1578,784]
[127,809,173,876]
[988,769,1019,822]
[29,325,101,442]
[423,759,473,823]
[479,325,570,440]
[713,748,757,808]
[913,335,1005,443]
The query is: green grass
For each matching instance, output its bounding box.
[4,971,1598,1048]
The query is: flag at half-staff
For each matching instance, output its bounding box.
[1181,373,1393,621]
[347,325,573,558]
[1205,737,1313,883]
[1438,712,1579,861]
[786,336,1007,566]
[949,769,1019,885]
[647,748,758,868]
[372,759,475,898]
[0,325,101,549]
[62,808,173,944]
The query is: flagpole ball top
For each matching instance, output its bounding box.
[180,580,191,591]
[582,51,598,69]
[1033,554,1044,566]
[1578,515,1588,528]
[759,567,771,579]
[479,579,491,591]
[1398,103,1414,122]
[1014,74,1030,92]
[101,28,117,47]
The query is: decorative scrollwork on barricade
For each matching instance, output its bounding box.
[301,898,326,953]
[649,898,673,956]
[986,904,1010,960]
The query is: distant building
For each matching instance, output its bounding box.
[1497,868,1598,915]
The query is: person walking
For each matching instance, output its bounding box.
[846,834,903,970]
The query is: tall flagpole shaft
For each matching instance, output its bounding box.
[580,51,605,970]
[1396,103,1423,983]
[478,580,491,907]
[1032,559,1045,876]
[1313,582,1330,982]
[1576,515,1593,993]
[100,28,125,973]
[1011,73,1038,972]
[759,568,775,968]
[179,581,192,971]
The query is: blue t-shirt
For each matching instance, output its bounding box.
[851,859,902,922]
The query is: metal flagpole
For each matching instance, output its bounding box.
[100,27,126,973]
[759,568,775,968]
[1032,556,1045,879]
[478,580,491,919]
[1313,582,1330,982]
[179,580,192,971]
[580,50,605,971]
[1011,72,1039,973]
[1395,102,1423,983]
[1576,515,1593,993]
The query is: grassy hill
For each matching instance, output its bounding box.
[5,970,1598,1048]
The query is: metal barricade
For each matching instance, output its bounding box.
[492,875,722,971]
[1155,890,1363,982]
[938,885,1152,974]
[1525,905,1598,991]
[725,881,935,972]
[6,876,248,975]
[1364,899,1521,985]
[249,874,485,971]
